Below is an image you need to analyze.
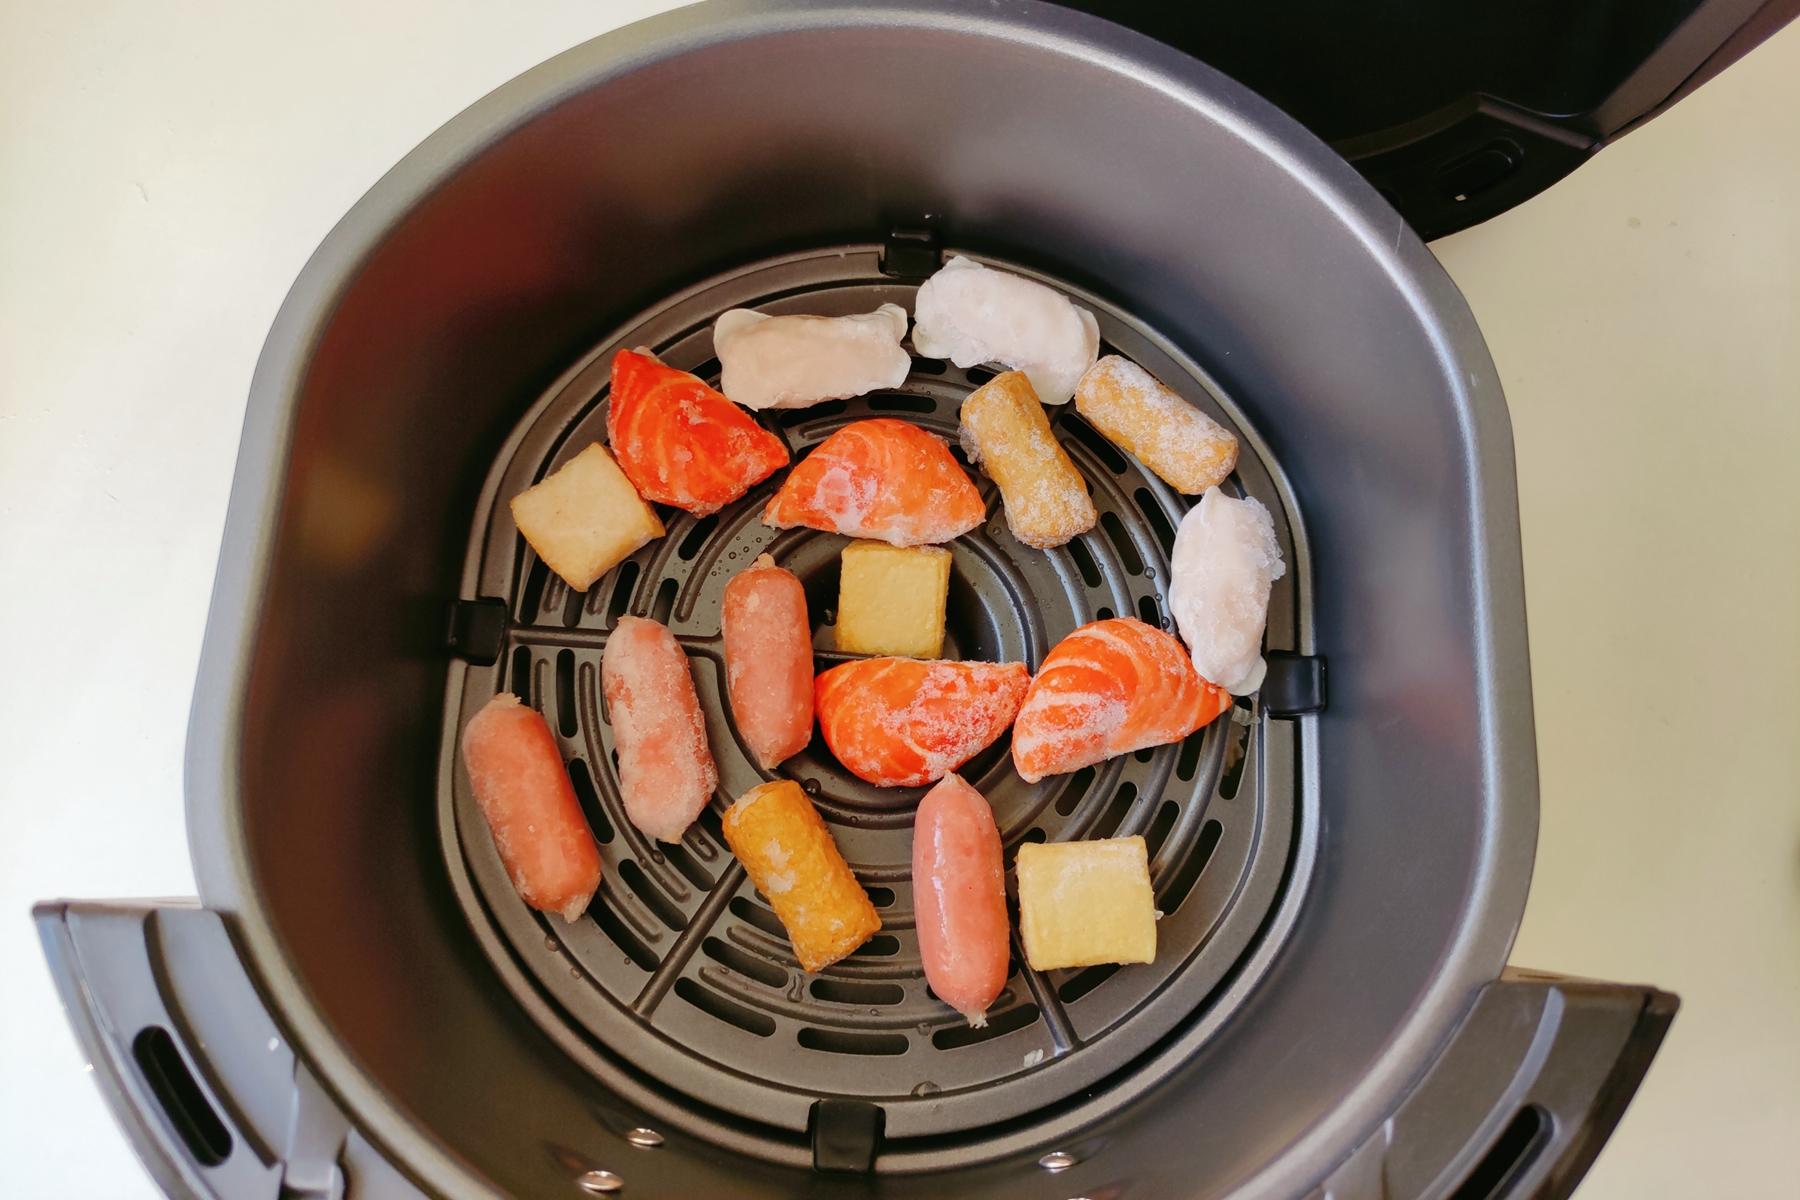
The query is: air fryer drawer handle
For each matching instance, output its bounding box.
[1316,970,1677,1200]
[34,900,423,1199]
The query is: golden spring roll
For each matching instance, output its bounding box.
[1074,356,1239,495]
[722,781,881,971]
[959,370,1097,549]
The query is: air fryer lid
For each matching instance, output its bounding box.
[35,3,1673,1198]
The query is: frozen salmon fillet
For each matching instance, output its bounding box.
[601,615,719,841]
[722,554,815,770]
[605,348,790,515]
[762,418,984,547]
[1011,618,1230,783]
[815,657,1029,788]
[913,774,1009,1026]
[460,693,602,922]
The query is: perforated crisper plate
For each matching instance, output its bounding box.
[438,245,1310,1158]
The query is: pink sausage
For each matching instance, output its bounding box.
[722,554,814,769]
[912,773,1009,1025]
[601,615,719,841]
[461,693,602,922]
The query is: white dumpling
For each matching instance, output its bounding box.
[1169,488,1286,694]
[911,256,1099,405]
[713,303,911,410]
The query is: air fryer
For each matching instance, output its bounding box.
[42,1,1746,1196]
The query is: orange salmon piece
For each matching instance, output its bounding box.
[762,418,984,546]
[605,349,789,515]
[815,657,1028,788]
[1011,617,1230,783]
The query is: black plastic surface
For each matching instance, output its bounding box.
[1059,0,1798,237]
[810,1100,886,1175]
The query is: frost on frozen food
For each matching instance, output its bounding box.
[911,255,1099,405]
[722,554,814,770]
[1168,487,1286,694]
[762,418,984,546]
[959,369,1096,548]
[1074,355,1239,494]
[1011,617,1230,783]
[713,304,911,410]
[601,616,719,841]
[912,774,1009,1026]
[815,657,1029,788]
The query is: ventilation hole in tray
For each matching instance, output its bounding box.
[1053,766,1097,816]
[567,759,614,844]
[1064,413,1130,474]
[865,886,896,909]
[594,897,659,970]
[870,394,936,413]
[509,647,532,704]
[662,841,714,890]
[1159,819,1224,914]
[1095,605,1115,621]
[1133,746,1155,764]
[650,576,678,625]
[686,357,722,384]
[555,650,578,737]
[810,978,905,1006]
[561,582,585,629]
[1137,489,1177,555]
[1220,720,1252,801]
[1143,800,1179,860]
[798,1027,909,1056]
[607,560,640,625]
[678,515,719,561]
[729,896,787,938]
[1067,538,1103,588]
[522,557,551,620]
[702,936,787,987]
[1175,730,1206,781]
[849,934,901,959]
[1137,593,1163,629]
[932,1003,1041,1049]
[1094,782,1137,838]
[1100,512,1144,576]
[676,977,774,1037]
[131,1027,232,1167]
[910,356,947,376]
[619,860,684,932]
[964,365,998,386]
[1058,963,1120,1003]
[781,400,846,427]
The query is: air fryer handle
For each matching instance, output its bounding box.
[35,900,422,1200]
[1316,970,1677,1200]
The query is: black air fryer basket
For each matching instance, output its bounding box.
[43,1,1747,1196]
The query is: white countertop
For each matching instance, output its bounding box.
[3,3,1795,1197]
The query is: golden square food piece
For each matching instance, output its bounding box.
[959,370,1096,548]
[834,540,952,658]
[1016,836,1157,971]
[509,442,664,590]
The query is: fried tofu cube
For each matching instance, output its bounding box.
[509,443,664,591]
[834,541,951,658]
[1016,836,1156,971]
[960,370,1096,548]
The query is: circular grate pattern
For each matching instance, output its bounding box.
[441,245,1303,1151]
